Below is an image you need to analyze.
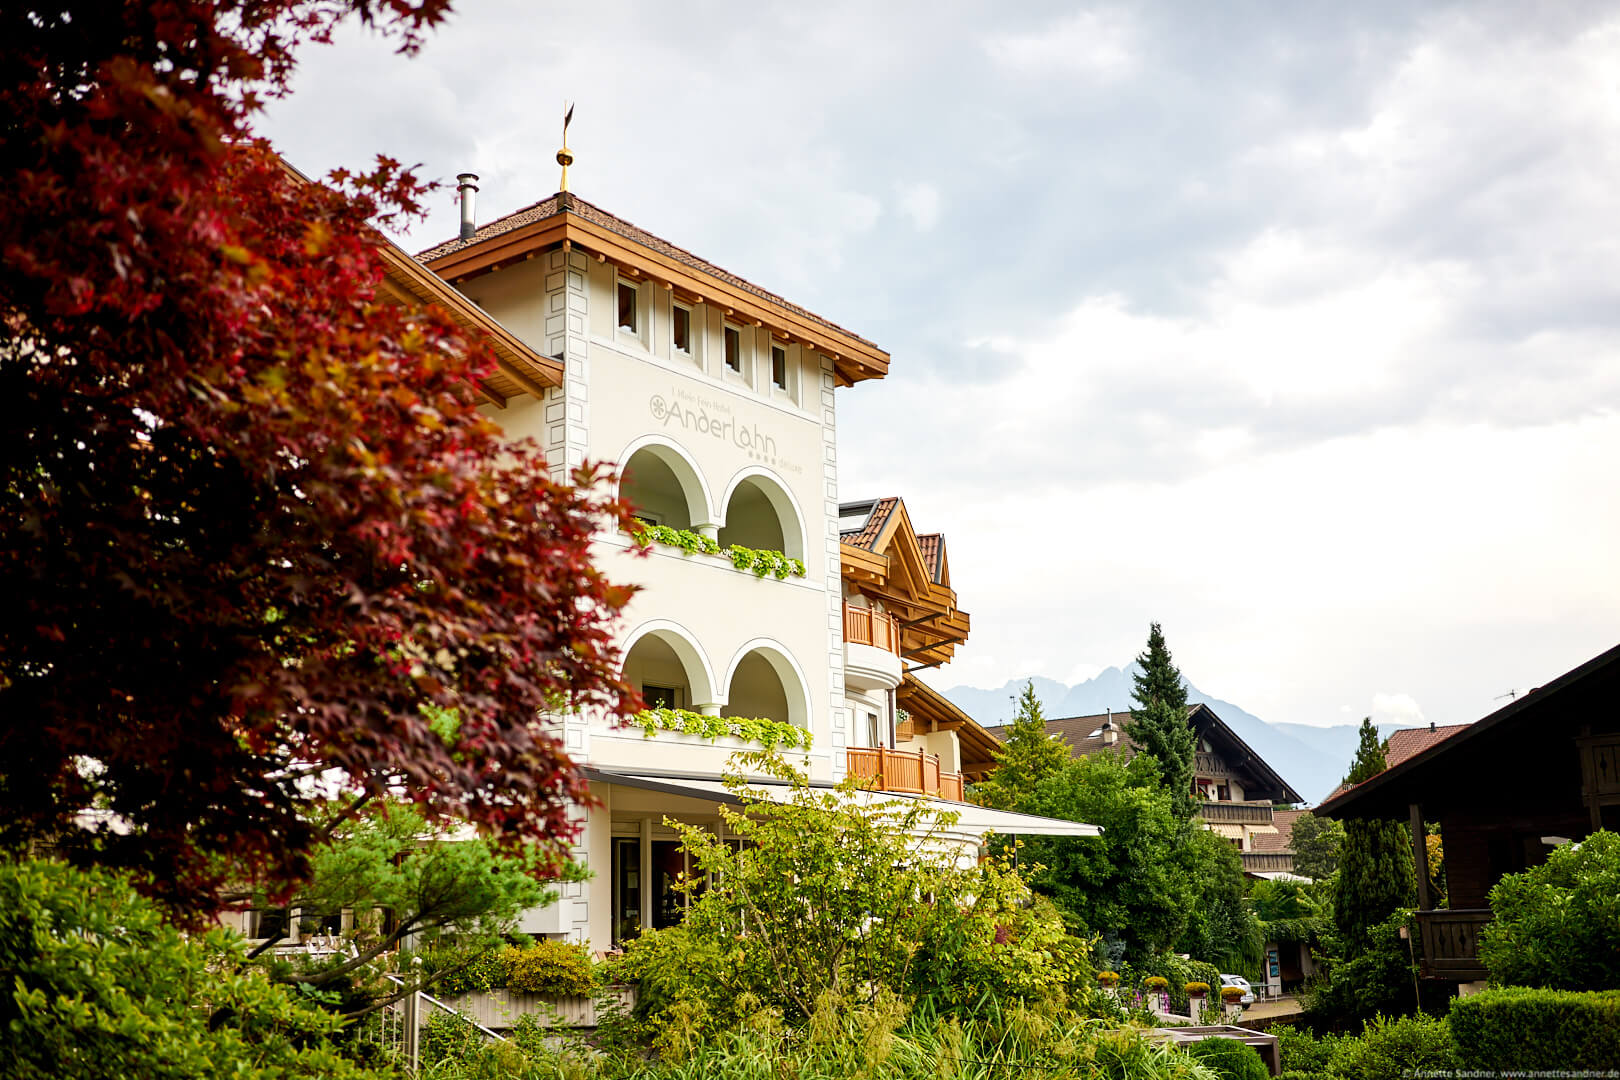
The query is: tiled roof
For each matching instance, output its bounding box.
[917,533,943,583]
[1385,724,1471,768]
[1315,724,1471,807]
[985,705,1302,805]
[416,191,879,349]
[1040,711,1140,758]
[839,497,896,551]
[1250,808,1307,854]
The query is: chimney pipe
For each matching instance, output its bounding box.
[456,173,479,241]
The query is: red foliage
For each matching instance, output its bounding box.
[0,2,637,910]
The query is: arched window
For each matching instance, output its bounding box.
[718,471,804,560]
[722,640,810,730]
[621,622,716,712]
[618,439,710,531]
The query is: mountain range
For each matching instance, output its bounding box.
[942,665,1403,805]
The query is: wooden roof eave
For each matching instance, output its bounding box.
[376,242,562,397]
[424,212,890,386]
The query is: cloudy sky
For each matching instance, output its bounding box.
[262,1,1620,730]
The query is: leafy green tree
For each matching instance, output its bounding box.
[1125,624,1198,820]
[248,802,566,1015]
[0,856,385,1080]
[1333,719,1416,956]
[976,680,1070,811]
[1480,830,1620,991]
[1289,812,1346,881]
[1020,751,1194,958]
[1306,909,1426,1026]
[615,751,1096,1044]
[1176,827,1264,976]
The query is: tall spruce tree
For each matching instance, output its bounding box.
[976,681,1070,811]
[1125,623,1198,820]
[1333,718,1417,956]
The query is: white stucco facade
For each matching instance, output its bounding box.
[462,244,858,949]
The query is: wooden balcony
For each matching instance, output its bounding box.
[1198,801,1275,825]
[1238,851,1295,874]
[843,604,900,655]
[1416,908,1491,981]
[846,746,963,801]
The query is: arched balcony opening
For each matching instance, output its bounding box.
[718,473,804,560]
[722,642,810,731]
[620,444,707,532]
[621,624,715,713]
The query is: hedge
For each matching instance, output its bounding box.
[1186,1036,1270,1080]
[1449,986,1620,1070]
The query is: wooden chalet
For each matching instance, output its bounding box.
[1317,641,1620,983]
[838,497,996,800]
[999,704,1303,874]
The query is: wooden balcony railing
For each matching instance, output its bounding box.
[1238,851,1295,874]
[846,746,963,801]
[843,604,901,655]
[1198,801,1275,825]
[1416,908,1491,980]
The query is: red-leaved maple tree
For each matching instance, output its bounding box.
[0,2,637,911]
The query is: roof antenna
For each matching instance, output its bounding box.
[557,101,575,193]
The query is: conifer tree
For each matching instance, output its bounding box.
[1333,718,1417,955]
[1125,623,1198,820]
[976,681,1070,811]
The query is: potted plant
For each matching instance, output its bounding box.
[1097,970,1120,1000]
[1144,975,1170,1014]
[1220,984,1246,1019]
[1184,981,1210,1022]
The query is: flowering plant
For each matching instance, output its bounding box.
[1184,981,1211,996]
[1097,971,1120,987]
[1220,985,1247,1004]
[1144,976,1169,991]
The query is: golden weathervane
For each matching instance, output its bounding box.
[557,102,575,192]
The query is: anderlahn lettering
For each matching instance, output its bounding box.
[650,390,777,459]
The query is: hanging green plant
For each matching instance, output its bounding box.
[633,526,806,580]
[633,707,812,752]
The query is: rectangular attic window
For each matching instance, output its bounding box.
[672,303,692,354]
[617,280,638,333]
[723,325,742,373]
[771,343,788,390]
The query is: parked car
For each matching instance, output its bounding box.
[1218,974,1255,1005]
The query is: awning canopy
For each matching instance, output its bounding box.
[585,769,1102,839]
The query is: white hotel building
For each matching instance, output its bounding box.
[406,179,1095,950]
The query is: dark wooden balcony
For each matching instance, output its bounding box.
[1416,908,1491,981]
[845,746,963,801]
[1198,800,1275,825]
[1238,851,1295,873]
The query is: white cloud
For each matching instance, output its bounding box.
[1370,692,1424,728]
[985,9,1138,82]
[895,182,943,231]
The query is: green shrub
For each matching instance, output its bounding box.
[420,1011,487,1065]
[1479,829,1620,990]
[504,940,596,996]
[1186,1036,1270,1080]
[1328,1013,1454,1080]
[432,946,510,996]
[1277,1072,1330,1080]
[1449,986,1620,1070]
[0,856,381,1080]
[1271,1024,1343,1074]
